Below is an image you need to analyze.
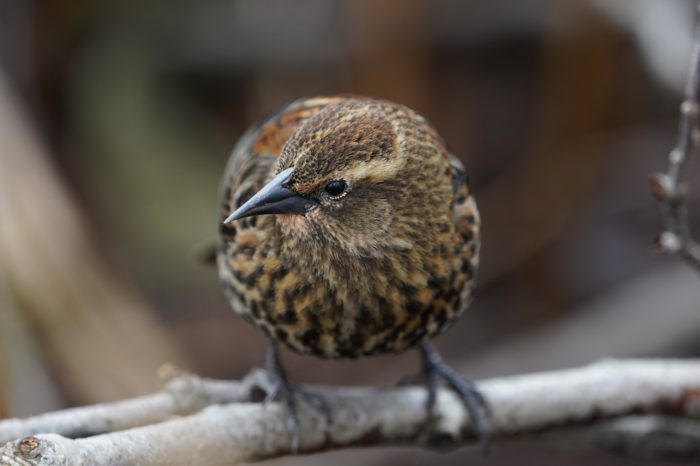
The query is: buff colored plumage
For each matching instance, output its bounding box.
[217,96,487,451]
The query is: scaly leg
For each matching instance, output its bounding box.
[263,339,331,453]
[419,342,490,452]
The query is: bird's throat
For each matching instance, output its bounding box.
[275,213,312,237]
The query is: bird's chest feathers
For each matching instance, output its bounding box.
[221,213,459,358]
[269,222,429,315]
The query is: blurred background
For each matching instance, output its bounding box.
[1,0,700,464]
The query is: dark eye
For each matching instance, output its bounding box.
[324,179,347,197]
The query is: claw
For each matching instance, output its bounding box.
[293,384,333,425]
[419,343,491,453]
[263,339,332,453]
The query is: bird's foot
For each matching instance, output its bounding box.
[262,368,303,453]
[291,384,333,421]
[263,340,331,453]
[419,343,491,453]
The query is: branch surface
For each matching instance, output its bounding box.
[0,368,255,445]
[1,359,699,465]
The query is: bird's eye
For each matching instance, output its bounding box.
[324,179,347,197]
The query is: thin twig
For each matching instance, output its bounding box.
[651,4,700,268]
[0,367,262,445]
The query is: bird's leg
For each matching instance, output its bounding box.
[419,342,491,452]
[264,339,302,452]
[263,338,332,453]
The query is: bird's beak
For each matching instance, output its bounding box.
[223,167,312,224]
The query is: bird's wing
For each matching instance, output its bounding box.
[448,152,480,272]
[448,153,469,200]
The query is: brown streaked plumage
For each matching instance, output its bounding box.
[217,96,487,451]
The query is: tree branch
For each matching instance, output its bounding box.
[1,359,699,465]
[0,367,258,445]
[542,415,700,459]
[650,4,700,268]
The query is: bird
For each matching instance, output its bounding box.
[216,95,487,451]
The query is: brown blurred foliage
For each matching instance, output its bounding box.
[1,1,699,465]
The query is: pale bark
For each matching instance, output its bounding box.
[1,359,699,465]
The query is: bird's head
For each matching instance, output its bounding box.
[224,99,452,257]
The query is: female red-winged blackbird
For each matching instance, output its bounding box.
[217,96,486,451]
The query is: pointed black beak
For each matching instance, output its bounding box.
[223,167,312,223]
